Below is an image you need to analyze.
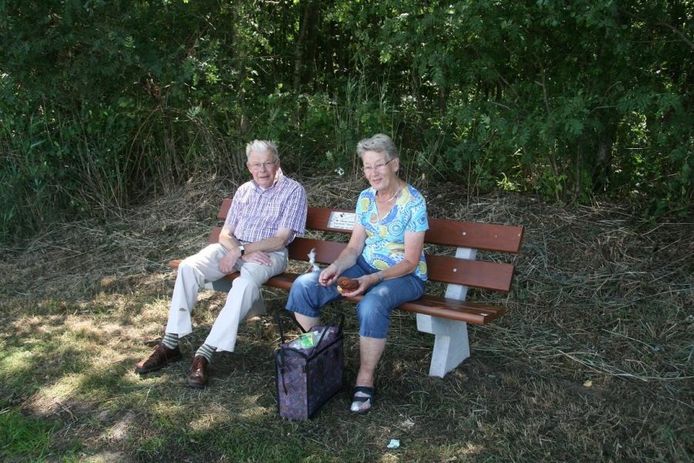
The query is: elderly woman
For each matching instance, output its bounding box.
[285,133,428,413]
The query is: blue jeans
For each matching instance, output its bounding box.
[285,256,425,339]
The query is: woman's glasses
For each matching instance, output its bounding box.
[362,158,394,174]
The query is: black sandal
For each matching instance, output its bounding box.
[350,386,374,414]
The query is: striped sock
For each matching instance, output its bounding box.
[195,343,215,363]
[162,332,179,350]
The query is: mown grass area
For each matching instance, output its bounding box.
[1,178,691,462]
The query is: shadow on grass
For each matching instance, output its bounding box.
[1,276,691,462]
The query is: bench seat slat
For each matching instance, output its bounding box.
[398,295,505,324]
[261,275,505,324]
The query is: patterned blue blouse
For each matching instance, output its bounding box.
[356,184,429,281]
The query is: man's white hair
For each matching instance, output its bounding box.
[246,140,279,161]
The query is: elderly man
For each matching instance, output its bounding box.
[136,140,307,388]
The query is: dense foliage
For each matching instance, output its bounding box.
[1,0,692,242]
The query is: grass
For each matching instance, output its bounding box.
[0,177,692,462]
[0,408,62,461]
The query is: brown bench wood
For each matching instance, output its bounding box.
[169,197,524,376]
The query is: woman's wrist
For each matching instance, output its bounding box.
[376,271,385,283]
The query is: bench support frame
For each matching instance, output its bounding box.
[417,314,470,378]
[417,247,477,377]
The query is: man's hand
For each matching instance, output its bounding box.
[219,253,239,274]
[242,251,273,266]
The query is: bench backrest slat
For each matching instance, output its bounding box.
[426,218,524,253]
[288,237,346,264]
[288,238,514,292]
[217,202,523,253]
[305,207,355,233]
[426,255,514,292]
[211,200,522,295]
[207,231,514,293]
[217,198,232,221]
[208,227,223,244]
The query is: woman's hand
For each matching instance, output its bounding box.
[339,273,380,297]
[318,264,339,286]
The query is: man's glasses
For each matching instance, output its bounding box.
[248,161,277,171]
[362,158,394,174]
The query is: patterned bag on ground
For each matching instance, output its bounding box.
[275,314,344,421]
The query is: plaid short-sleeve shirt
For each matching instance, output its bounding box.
[224,173,307,244]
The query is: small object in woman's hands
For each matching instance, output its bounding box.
[337,276,359,294]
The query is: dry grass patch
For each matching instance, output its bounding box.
[1,177,692,462]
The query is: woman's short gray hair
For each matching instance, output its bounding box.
[246,140,279,161]
[356,133,398,160]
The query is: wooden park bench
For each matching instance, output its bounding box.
[170,198,524,378]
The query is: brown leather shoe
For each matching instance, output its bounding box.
[135,343,182,374]
[187,356,209,389]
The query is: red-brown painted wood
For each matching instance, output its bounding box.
[217,202,524,252]
[164,265,505,325]
[216,198,231,221]
[171,199,524,324]
[426,255,514,292]
[426,218,524,252]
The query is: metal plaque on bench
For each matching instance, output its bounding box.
[327,211,356,231]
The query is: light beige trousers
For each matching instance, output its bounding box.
[165,243,287,352]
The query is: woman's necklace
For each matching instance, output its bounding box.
[378,184,402,203]
[380,191,398,203]
[376,184,402,221]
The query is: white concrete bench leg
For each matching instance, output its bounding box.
[413,245,476,377]
[417,314,470,378]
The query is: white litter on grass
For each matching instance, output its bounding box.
[387,439,400,449]
[400,418,415,429]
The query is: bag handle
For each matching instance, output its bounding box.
[275,311,313,395]
[275,310,344,350]
[277,349,289,394]
[305,313,345,358]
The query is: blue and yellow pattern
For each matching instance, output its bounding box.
[355,184,428,280]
